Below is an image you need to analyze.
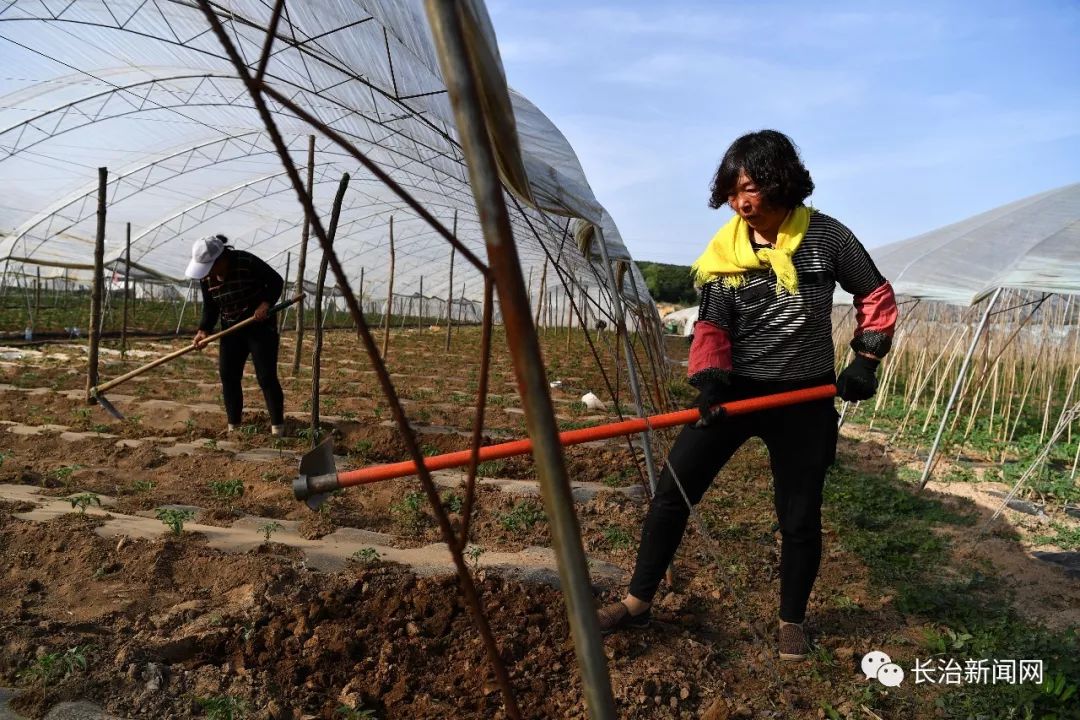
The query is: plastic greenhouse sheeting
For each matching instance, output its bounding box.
[855,183,1080,307]
[0,0,651,313]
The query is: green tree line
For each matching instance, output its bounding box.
[635,261,697,305]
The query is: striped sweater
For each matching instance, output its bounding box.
[688,211,897,385]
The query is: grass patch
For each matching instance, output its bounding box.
[824,461,1080,718]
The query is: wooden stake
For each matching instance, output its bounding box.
[86,167,106,403]
[311,172,350,446]
[291,134,315,376]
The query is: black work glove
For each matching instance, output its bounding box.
[692,375,734,428]
[836,354,880,402]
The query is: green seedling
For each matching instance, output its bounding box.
[351,547,381,565]
[133,479,155,493]
[48,464,82,485]
[498,500,545,533]
[442,491,463,514]
[239,424,259,438]
[183,418,197,433]
[205,438,219,450]
[340,409,357,421]
[465,545,485,572]
[0,451,9,467]
[156,508,195,536]
[258,521,282,542]
[196,695,247,720]
[209,478,244,501]
[126,414,143,426]
[335,705,377,719]
[69,492,101,514]
[390,491,427,535]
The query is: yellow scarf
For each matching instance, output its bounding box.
[691,206,813,295]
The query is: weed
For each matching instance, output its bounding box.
[239,424,259,439]
[601,468,631,488]
[351,547,381,565]
[442,491,463,514]
[602,525,633,551]
[90,423,110,434]
[351,439,373,460]
[296,427,322,443]
[335,705,377,719]
[183,418,197,434]
[258,521,282,542]
[340,409,358,421]
[20,646,89,688]
[0,451,9,466]
[156,508,195,535]
[498,500,545,533]
[391,492,427,534]
[476,459,507,476]
[209,478,244,501]
[133,479,155,493]
[126,414,143,426]
[1034,523,1080,550]
[205,438,219,450]
[69,492,101,514]
[196,695,247,720]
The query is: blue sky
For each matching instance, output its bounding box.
[487,1,1080,265]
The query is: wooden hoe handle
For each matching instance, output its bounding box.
[91,295,303,396]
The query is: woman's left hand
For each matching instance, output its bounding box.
[252,302,271,321]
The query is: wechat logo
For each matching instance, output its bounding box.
[862,650,905,687]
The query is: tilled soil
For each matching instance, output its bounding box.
[0,328,1077,718]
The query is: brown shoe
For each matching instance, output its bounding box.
[597,601,651,635]
[778,621,808,661]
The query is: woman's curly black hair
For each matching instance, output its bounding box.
[707,130,814,210]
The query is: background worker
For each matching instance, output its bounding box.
[185,234,287,437]
[597,130,898,660]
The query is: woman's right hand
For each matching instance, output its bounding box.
[193,329,208,349]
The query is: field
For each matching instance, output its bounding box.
[0,319,1078,719]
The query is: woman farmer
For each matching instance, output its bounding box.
[185,234,287,437]
[597,130,898,660]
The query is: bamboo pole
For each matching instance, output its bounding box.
[445,215,456,352]
[425,2,615,714]
[382,216,395,359]
[920,288,1002,489]
[291,134,315,376]
[418,275,424,329]
[534,258,547,327]
[280,251,292,332]
[121,223,130,358]
[32,268,40,336]
[86,167,106,404]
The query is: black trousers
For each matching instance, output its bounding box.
[218,320,285,426]
[628,374,838,623]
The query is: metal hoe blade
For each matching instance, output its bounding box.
[294,438,338,510]
[92,391,125,421]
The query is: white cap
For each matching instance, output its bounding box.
[184,235,226,279]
